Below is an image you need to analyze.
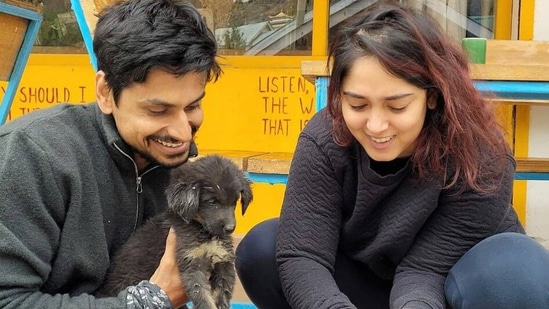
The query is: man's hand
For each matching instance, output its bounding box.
[150,228,188,308]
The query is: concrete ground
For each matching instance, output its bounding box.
[232,235,252,304]
[233,274,252,304]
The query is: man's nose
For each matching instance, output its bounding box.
[168,112,193,141]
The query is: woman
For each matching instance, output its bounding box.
[235,2,549,309]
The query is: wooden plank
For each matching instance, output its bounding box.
[193,150,268,171]
[0,2,42,124]
[301,60,329,84]
[247,152,293,174]
[303,61,549,82]
[4,0,41,12]
[494,99,549,106]
[470,63,549,81]
[486,40,549,65]
[515,157,549,173]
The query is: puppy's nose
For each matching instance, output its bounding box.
[224,224,235,234]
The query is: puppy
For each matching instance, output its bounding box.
[97,155,253,309]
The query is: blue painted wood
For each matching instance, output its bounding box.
[69,0,97,71]
[0,2,42,125]
[313,79,549,108]
[315,77,329,110]
[0,2,41,19]
[515,173,549,181]
[474,80,549,101]
[245,172,288,185]
[229,304,257,309]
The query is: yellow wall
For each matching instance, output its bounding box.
[235,183,286,234]
[199,56,324,232]
[197,57,318,153]
[0,53,323,234]
[492,0,527,224]
[0,55,97,120]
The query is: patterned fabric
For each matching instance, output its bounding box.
[126,280,172,309]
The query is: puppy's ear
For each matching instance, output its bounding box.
[240,178,253,216]
[166,181,201,223]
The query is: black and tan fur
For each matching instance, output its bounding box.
[97,155,253,309]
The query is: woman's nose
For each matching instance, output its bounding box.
[366,111,389,133]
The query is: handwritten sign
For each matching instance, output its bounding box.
[258,75,314,137]
[0,85,91,121]
[0,54,97,122]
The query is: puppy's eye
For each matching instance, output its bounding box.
[207,198,218,205]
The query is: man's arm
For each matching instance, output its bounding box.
[0,131,184,308]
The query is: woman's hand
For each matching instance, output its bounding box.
[150,228,188,308]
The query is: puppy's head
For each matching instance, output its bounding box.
[165,155,253,236]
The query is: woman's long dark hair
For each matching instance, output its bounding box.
[327,2,509,192]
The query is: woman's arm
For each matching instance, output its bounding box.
[391,154,520,309]
[276,126,356,309]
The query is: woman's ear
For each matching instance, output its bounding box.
[427,90,438,110]
[96,70,114,114]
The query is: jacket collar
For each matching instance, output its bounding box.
[93,103,199,173]
[94,103,143,172]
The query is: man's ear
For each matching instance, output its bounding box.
[96,70,114,114]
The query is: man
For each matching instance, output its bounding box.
[0,0,221,307]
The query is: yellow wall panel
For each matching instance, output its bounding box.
[0,54,96,120]
[511,0,536,225]
[197,56,317,154]
[235,183,285,235]
[0,54,302,234]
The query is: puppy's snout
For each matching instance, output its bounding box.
[224,224,235,234]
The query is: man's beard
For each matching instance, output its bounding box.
[135,149,190,169]
[137,127,198,169]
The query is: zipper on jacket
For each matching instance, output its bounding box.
[113,143,159,232]
[136,176,143,193]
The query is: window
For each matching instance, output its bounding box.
[29,0,86,53]
[400,0,495,41]
[34,0,496,55]
[189,0,313,56]
[203,0,496,56]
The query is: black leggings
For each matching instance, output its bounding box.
[235,218,392,309]
[236,219,549,309]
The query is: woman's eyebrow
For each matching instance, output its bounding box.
[342,91,413,101]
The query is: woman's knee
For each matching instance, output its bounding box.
[445,232,549,309]
[235,218,290,309]
[236,218,278,267]
[235,218,279,277]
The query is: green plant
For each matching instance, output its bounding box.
[224,26,246,49]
